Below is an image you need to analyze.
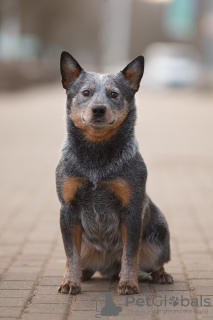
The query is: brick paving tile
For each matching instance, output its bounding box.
[22,314,64,320]
[0,87,213,319]
[5,271,40,281]
[0,297,27,307]
[25,303,68,314]
[0,281,34,290]
[40,277,63,287]
[195,288,213,296]
[0,290,30,298]
[154,282,189,291]
[67,311,101,320]
[0,306,22,318]
[189,272,213,279]
[32,294,70,304]
[191,280,213,287]
[36,286,61,295]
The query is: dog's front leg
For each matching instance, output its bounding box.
[118,213,141,295]
[58,205,82,295]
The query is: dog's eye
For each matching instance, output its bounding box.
[110,92,118,98]
[82,90,90,97]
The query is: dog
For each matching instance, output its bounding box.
[56,51,173,295]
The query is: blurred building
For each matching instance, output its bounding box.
[0,0,213,90]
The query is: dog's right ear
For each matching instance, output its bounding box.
[60,51,83,89]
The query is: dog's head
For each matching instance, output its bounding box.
[60,51,144,142]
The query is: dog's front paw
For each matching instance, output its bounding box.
[58,280,81,295]
[118,280,140,295]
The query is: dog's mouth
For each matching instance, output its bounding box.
[82,117,115,128]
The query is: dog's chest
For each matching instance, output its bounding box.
[80,183,122,251]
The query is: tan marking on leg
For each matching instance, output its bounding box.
[72,223,83,255]
[120,222,127,248]
[120,223,139,278]
[101,178,131,206]
[62,177,87,204]
[59,223,83,295]
[118,223,140,295]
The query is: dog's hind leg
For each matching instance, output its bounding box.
[139,198,173,284]
[139,241,173,284]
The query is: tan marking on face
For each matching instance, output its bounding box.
[106,86,111,91]
[70,109,84,128]
[70,108,128,142]
[83,112,128,142]
[70,98,128,142]
[101,178,131,206]
[89,84,95,89]
[62,177,87,204]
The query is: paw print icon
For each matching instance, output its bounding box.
[169,296,179,306]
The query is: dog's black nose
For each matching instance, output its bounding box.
[92,105,106,118]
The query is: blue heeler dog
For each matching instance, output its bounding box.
[56,51,173,295]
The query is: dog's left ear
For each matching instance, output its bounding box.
[60,51,83,89]
[121,56,144,91]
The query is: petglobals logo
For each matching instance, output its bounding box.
[126,295,211,308]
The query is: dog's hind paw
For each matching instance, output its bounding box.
[58,280,81,295]
[151,267,173,284]
[118,280,140,295]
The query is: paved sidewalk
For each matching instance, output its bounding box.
[0,85,213,320]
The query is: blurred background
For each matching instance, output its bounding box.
[0,0,213,90]
[0,2,213,315]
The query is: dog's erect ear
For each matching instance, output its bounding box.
[121,56,144,91]
[60,51,83,89]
